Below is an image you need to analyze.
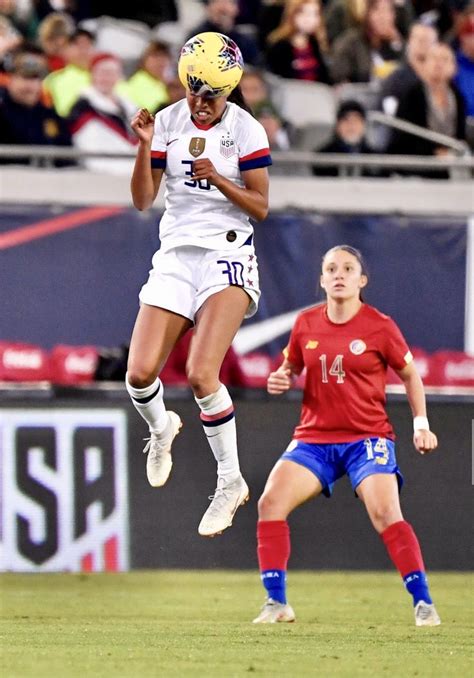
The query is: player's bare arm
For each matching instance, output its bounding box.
[267,359,300,395]
[192,160,269,222]
[397,362,438,454]
[130,108,163,210]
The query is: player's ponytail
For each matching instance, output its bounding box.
[227,84,254,116]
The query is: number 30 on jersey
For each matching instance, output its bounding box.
[182,160,211,190]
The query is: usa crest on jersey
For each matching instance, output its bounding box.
[220,134,236,158]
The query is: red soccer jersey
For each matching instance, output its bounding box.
[285,303,413,443]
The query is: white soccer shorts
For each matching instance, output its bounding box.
[139,244,260,321]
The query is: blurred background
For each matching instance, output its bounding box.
[0,0,472,574]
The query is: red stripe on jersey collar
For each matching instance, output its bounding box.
[190,115,223,130]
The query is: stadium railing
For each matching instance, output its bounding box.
[367,110,471,157]
[0,145,473,177]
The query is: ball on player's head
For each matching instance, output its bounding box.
[178,32,244,98]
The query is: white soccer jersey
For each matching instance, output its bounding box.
[150,99,271,252]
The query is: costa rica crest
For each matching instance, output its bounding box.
[350,339,366,355]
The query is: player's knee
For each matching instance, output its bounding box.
[370,503,402,532]
[258,491,285,520]
[186,362,215,394]
[126,367,157,389]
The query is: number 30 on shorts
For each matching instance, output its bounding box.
[217,259,245,286]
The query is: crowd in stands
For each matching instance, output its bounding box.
[0,0,472,175]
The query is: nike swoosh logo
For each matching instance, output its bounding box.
[166,138,179,146]
[233,305,311,354]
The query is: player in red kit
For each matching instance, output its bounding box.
[253,245,441,627]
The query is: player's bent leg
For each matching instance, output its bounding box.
[254,461,323,624]
[188,287,251,536]
[357,473,440,626]
[356,473,403,534]
[127,304,191,487]
[258,459,324,520]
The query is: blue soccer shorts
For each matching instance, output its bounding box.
[280,437,403,497]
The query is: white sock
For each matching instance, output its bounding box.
[125,373,168,434]
[195,384,240,486]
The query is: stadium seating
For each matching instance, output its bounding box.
[93,16,151,74]
[276,79,336,151]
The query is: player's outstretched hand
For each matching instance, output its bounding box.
[413,429,438,455]
[267,368,293,395]
[131,108,155,144]
[192,158,220,185]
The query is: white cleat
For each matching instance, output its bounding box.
[414,601,441,627]
[143,411,182,487]
[252,599,296,624]
[198,475,249,537]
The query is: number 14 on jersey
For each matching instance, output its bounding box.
[319,354,345,383]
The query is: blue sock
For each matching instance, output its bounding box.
[261,569,287,604]
[403,570,432,605]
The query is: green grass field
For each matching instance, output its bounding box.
[1,571,472,678]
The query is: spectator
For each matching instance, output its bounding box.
[454,10,474,116]
[237,0,263,25]
[389,43,466,157]
[312,99,376,175]
[117,40,171,114]
[331,0,405,83]
[0,14,23,65]
[0,0,38,41]
[257,0,285,49]
[266,0,331,82]
[240,69,292,148]
[37,12,75,72]
[0,49,73,164]
[156,76,185,112]
[36,0,93,23]
[257,106,291,149]
[43,28,95,117]
[240,68,279,114]
[380,22,438,114]
[69,53,137,174]
[188,0,260,65]
[90,0,178,25]
[1,42,47,90]
[325,0,414,46]
[410,0,453,38]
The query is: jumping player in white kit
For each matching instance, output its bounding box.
[125,32,271,537]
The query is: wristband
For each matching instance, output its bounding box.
[413,416,430,432]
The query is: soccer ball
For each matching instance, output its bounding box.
[178,32,244,98]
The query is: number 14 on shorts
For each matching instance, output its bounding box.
[364,438,389,465]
